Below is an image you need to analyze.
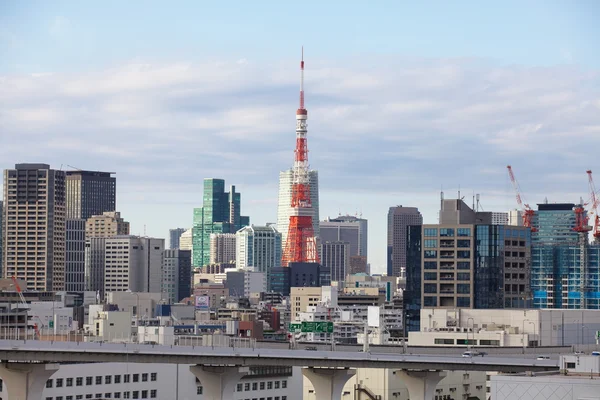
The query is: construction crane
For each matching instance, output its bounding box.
[587,170,600,243]
[11,276,41,338]
[506,165,537,232]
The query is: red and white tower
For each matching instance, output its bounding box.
[281,49,320,266]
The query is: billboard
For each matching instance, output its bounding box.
[367,306,380,328]
[195,295,210,310]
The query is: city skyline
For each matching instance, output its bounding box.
[2,2,600,272]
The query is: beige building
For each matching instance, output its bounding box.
[209,233,236,264]
[85,211,129,238]
[3,163,66,291]
[290,287,322,320]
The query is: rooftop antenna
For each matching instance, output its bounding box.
[472,191,475,211]
[144,224,146,236]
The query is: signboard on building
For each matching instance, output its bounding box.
[367,306,380,328]
[195,295,210,310]
[301,321,333,333]
[288,323,302,333]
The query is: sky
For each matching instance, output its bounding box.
[1,1,600,273]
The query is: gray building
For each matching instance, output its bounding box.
[0,200,3,278]
[169,228,186,250]
[162,249,192,304]
[3,164,66,291]
[66,170,116,220]
[387,206,423,277]
[225,270,245,297]
[66,219,86,291]
[320,215,368,261]
[320,241,350,283]
[85,237,106,295]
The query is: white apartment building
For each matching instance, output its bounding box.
[104,236,164,293]
[277,169,320,246]
[410,308,600,347]
[0,363,301,400]
[209,233,236,264]
[179,229,193,251]
[105,292,162,323]
[491,211,509,225]
[236,225,281,289]
[509,209,524,226]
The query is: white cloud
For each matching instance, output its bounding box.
[1,56,599,270]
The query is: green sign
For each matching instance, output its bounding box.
[596,331,600,339]
[49,320,54,328]
[301,321,334,333]
[289,323,302,333]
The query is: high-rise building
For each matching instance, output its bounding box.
[86,212,130,238]
[209,233,236,264]
[387,206,423,277]
[65,170,116,220]
[104,236,164,293]
[179,229,193,251]
[531,203,600,309]
[0,200,3,278]
[66,219,86,291]
[348,255,368,275]
[169,228,186,250]
[85,237,106,294]
[491,212,509,225]
[508,209,524,226]
[236,225,282,290]
[320,241,349,283]
[3,164,66,291]
[192,179,249,267]
[162,249,192,304]
[277,169,319,250]
[320,215,368,260]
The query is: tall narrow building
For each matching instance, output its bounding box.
[320,241,350,283]
[162,249,192,303]
[192,179,249,267]
[320,215,367,260]
[66,219,86,291]
[0,200,3,277]
[169,228,186,250]
[65,170,116,220]
[3,164,66,291]
[236,225,282,289]
[209,233,236,264]
[387,206,423,277]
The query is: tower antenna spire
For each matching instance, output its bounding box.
[300,46,305,110]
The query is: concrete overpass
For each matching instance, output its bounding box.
[0,340,559,400]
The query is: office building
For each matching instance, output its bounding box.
[65,170,116,220]
[289,262,322,288]
[169,228,186,250]
[0,200,3,277]
[179,228,193,250]
[531,203,600,309]
[225,269,266,298]
[162,249,192,304]
[192,179,249,267]
[320,215,368,260]
[277,169,319,246]
[508,209,524,226]
[85,238,106,294]
[491,212,509,225]
[320,241,349,283]
[3,163,66,291]
[210,233,236,264]
[66,219,86,291]
[270,267,291,296]
[348,255,368,275]
[387,206,423,277]
[104,236,164,293]
[236,225,282,289]
[85,211,130,238]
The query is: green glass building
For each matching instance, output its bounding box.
[192,179,249,267]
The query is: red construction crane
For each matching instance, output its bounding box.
[506,165,537,232]
[587,170,600,240]
[11,276,41,338]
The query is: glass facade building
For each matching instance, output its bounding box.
[404,225,423,333]
[531,203,600,309]
[192,179,249,267]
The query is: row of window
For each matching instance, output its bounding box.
[433,338,500,346]
[236,380,287,392]
[45,390,157,400]
[424,239,471,248]
[424,228,471,237]
[424,250,471,259]
[237,397,287,400]
[424,296,471,307]
[46,373,157,388]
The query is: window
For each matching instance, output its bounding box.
[424,261,437,270]
[282,381,287,389]
[133,391,139,399]
[150,390,157,399]
[457,284,470,294]
[457,297,470,307]
[275,381,280,389]
[424,283,437,293]
[424,272,437,281]
[566,362,576,369]
[424,250,437,259]
[253,382,258,390]
[440,228,454,237]
[114,394,121,399]
[115,375,121,384]
[142,373,148,382]
[67,378,73,387]
[424,296,437,307]
[267,381,273,389]
[457,240,470,248]
[424,239,437,248]
[424,228,438,237]
[86,395,93,399]
[238,383,243,391]
[77,396,83,400]
[47,380,53,388]
[56,378,63,387]
[197,386,203,394]
[457,261,470,270]
[457,250,471,259]
[86,377,93,385]
[245,383,250,391]
[76,377,83,386]
[141,390,148,398]
[123,393,130,399]
[105,395,111,399]
[259,382,265,390]
[457,228,471,237]
[434,338,454,344]
[133,374,139,383]
[96,376,102,385]
[457,273,470,281]
[105,376,112,384]
[57,397,63,400]
[150,373,157,381]
[479,340,500,346]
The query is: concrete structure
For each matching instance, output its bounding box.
[321,241,350,284]
[491,211,509,225]
[291,287,322,320]
[387,206,423,277]
[162,249,192,304]
[88,310,132,340]
[509,209,524,226]
[65,219,86,291]
[65,170,116,220]
[169,227,186,249]
[225,269,266,298]
[3,163,66,291]
[277,168,320,246]
[210,232,236,264]
[105,292,162,322]
[320,215,368,260]
[85,211,130,238]
[29,300,76,335]
[236,225,282,290]
[348,255,368,275]
[103,236,164,293]
[192,179,249,267]
[410,308,600,347]
[193,284,228,310]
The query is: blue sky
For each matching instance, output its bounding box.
[1,1,599,272]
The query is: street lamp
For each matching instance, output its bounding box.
[467,317,474,350]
